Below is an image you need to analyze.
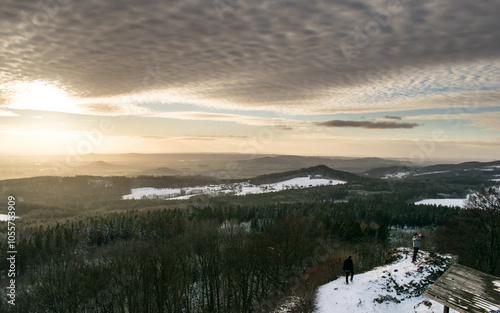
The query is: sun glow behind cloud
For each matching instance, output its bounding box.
[5,60,498,121]
[8,81,81,114]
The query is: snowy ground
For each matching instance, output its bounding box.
[491,174,500,182]
[122,176,346,200]
[0,214,11,221]
[413,170,450,176]
[414,198,467,207]
[382,172,410,179]
[315,248,458,313]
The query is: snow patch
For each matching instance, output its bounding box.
[0,214,18,221]
[413,171,450,176]
[122,176,346,200]
[273,296,302,313]
[315,248,458,313]
[0,214,11,221]
[414,199,467,208]
[122,187,182,199]
[382,172,410,179]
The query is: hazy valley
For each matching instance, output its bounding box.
[0,153,434,180]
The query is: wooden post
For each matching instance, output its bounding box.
[443,305,450,313]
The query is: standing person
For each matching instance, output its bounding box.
[343,256,354,284]
[412,233,424,263]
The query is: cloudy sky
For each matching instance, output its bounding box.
[1,0,499,162]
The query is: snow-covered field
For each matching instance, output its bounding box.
[382,172,410,179]
[0,214,12,221]
[122,176,346,200]
[315,248,458,313]
[413,170,450,176]
[414,198,467,207]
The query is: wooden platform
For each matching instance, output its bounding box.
[423,264,500,312]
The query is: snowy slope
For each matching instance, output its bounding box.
[122,176,345,200]
[315,248,459,313]
[414,198,467,207]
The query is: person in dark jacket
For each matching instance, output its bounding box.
[343,256,354,284]
[412,233,424,263]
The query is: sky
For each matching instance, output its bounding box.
[0,0,499,162]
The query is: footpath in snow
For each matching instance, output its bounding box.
[315,248,459,313]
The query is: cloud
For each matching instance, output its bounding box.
[466,112,500,130]
[151,110,305,127]
[83,103,127,114]
[0,109,17,117]
[272,125,294,131]
[384,116,402,120]
[0,0,499,115]
[132,134,252,142]
[317,120,420,129]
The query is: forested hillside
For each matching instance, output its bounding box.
[2,192,498,312]
[0,167,498,312]
[0,164,478,220]
[0,200,448,312]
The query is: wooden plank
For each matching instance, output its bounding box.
[424,264,500,313]
[438,274,490,297]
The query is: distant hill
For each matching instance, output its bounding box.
[140,167,181,176]
[77,161,119,169]
[0,152,484,180]
[75,161,130,174]
[249,164,361,185]
[76,154,407,178]
[239,155,406,175]
[364,160,500,185]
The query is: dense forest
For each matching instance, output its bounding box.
[0,201,434,312]
[0,172,498,312]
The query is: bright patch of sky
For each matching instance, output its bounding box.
[144,101,284,118]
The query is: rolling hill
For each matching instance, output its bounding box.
[364,160,500,185]
[248,164,362,185]
[0,153,407,179]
